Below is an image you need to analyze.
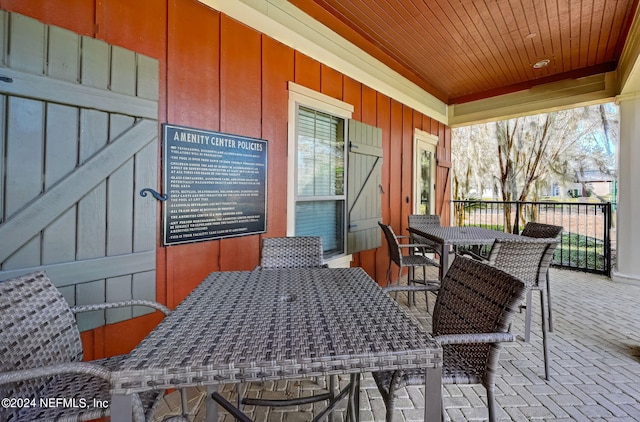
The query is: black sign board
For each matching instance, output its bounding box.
[162,124,267,246]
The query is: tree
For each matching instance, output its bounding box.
[453,103,617,232]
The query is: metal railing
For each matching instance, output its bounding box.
[452,200,613,276]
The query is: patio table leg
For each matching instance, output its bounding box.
[110,394,133,422]
[524,289,533,342]
[206,385,219,422]
[424,366,442,422]
[346,373,360,422]
[546,270,554,332]
[440,245,449,280]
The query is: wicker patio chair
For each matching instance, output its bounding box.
[378,222,440,311]
[258,236,327,269]
[462,235,560,380]
[0,271,179,422]
[240,236,334,409]
[407,214,442,255]
[520,222,564,337]
[374,256,527,422]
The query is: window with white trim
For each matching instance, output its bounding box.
[287,82,382,261]
[295,106,346,256]
[288,83,353,258]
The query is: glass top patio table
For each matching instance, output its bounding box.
[110,267,443,422]
[407,225,522,278]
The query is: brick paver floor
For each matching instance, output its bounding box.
[153,267,640,421]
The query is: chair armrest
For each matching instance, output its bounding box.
[399,243,431,249]
[457,250,487,261]
[0,362,111,385]
[71,300,171,316]
[412,244,441,255]
[434,332,514,346]
[397,236,429,248]
[383,284,440,294]
[399,243,439,257]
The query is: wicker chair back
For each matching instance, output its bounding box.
[0,271,84,418]
[432,256,528,384]
[373,256,527,421]
[260,236,325,269]
[407,214,442,254]
[378,222,404,267]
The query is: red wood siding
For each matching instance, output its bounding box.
[358,85,378,276]
[376,92,392,283]
[98,0,166,59]
[0,0,95,36]
[219,15,262,272]
[3,0,451,358]
[262,38,295,238]
[163,0,222,307]
[321,64,343,100]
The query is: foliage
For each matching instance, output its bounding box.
[452,104,618,227]
[459,221,607,271]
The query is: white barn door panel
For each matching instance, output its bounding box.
[0,12,159,331]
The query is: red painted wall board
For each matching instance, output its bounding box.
[262,37,295,237]
[168,241,220,307]
[167,0,220,128]
[164,0,222,306]
[218,15,262,271]
[320,64,343,100]
[357,84,378,277]
[1,0,95,36]
[389,99,403,235]
[361,85,377,127]
[3,0,453,355]
[97,0,166,59]
[401,105,414,234]
[103,312,165,357]
[343,76,362,121]
[294,52,321,92]
[376,92,391,284]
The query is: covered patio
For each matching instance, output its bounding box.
[156,267,640,421]
[1,1,640,421]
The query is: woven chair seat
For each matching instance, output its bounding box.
[0,271,172,422]
[10,355,158,422]
[374,349,485,397]
[459,230,562,380]
[402,254,439,267]
[372,256,527,422]
[378,222,440,313]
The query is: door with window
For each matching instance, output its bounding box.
[414,129,438,215]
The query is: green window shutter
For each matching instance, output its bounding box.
[347,120,383,254]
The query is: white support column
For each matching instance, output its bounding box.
[613,96,640,285]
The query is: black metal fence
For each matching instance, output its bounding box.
[452,200,613,276]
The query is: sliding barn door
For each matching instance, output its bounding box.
[0,12,159,331]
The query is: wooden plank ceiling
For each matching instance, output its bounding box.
[289,0,638,104]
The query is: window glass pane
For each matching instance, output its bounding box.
[297,107,344,197]
[419,150,432,214]
[295,201,344,255]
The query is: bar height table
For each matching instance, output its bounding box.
[111,267,443,421]
[408,225,522,279]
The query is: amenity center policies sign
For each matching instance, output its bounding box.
[162,124,267,245]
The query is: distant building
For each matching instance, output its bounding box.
[550,170,616,199]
